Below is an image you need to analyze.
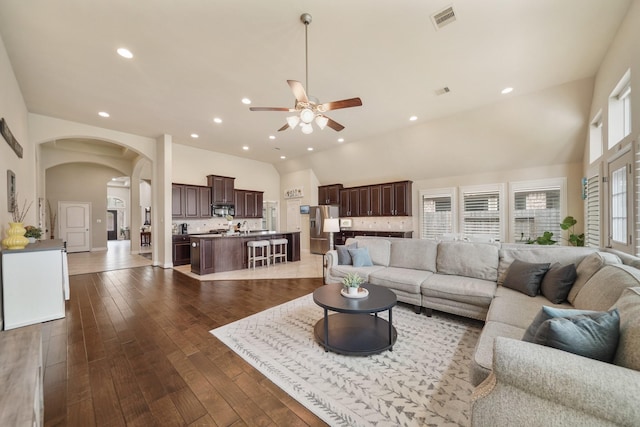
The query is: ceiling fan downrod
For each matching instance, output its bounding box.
[301,13,312,96]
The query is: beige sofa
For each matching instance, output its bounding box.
[324,237,640,425]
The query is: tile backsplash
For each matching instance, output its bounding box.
[173,218,263,234]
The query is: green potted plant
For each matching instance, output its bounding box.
[526,215,585,246]
[342,272,365,295]
[24,225,42,243]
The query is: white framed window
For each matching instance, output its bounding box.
[608,69,631,148]
[509,178,566,244]
[420,187,457,240]
[586,174,601,248]
[608,150,633,252]
[459,184,505,242]
[589,112,603,164]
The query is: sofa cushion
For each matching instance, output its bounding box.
[540,263,577,304]
[336,243,357,265]
[497,244,595,285]
[612,287,640,371]
[568,252,621,304]
[369,267,433,295]
[329,264,386,282]
[471,320,525,386]
[436,241,500,281]
[348,247,373,267]
[522,306,600,342]
[351,238,391,266]
[488,287,571,330]
[502,259,550,297]
[421,273,496,307]
[389,239,437,272]
[528,309,620,363]
[572,264,640,311]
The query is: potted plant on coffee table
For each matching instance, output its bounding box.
[342,272,365,295]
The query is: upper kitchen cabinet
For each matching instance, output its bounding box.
[339,188,360,217]
[172,184,212,219]
[381,181,412,216]
[172,184,185,217]
[207,175,235,204]
[318,184,343,205]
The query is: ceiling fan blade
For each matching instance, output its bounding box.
[277,123,290,132]
[249,107,295,112]
[287,80,309,104]
[319,97,363,111]
[326,117,345,132]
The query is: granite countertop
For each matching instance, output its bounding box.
[1,238,65,253]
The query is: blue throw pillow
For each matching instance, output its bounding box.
[336,243,357,265]
[348,247,373,267]
[532,309,620,363]
[523,306,599,342]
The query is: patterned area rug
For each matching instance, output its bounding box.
[211,294,483,427]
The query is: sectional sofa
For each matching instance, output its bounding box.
[324,237,640,425]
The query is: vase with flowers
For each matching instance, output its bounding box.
[2,196,33,250]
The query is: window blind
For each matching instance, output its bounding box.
[512,189,561,243]
[611,165,628,244]
[421,195,452,239]
[586,175,600,247]
[462,191,500,241]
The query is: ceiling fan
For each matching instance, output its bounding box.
[249,13,363,134]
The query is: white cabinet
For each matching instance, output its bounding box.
[1,240,66,330]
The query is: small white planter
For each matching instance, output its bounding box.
[347,286,359,295]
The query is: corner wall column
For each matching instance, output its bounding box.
[153,134,172,268]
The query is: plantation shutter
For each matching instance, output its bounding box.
[462,190,501,241]
[512,188,561,243]
[422,195,452,239]
[586,175,600,247]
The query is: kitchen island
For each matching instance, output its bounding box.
[189,231,300,275]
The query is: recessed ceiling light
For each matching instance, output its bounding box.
[280,155,286,159]
[241,98,252,105]
[501,87,513,94]
[307,147,314,151]
[337,138,344,143]
[98,111,110,118]
[213,117,222,124]
[242,146,249,150]
[116,48,133,59]
[190,133,199,138]
[409,116,418,121]
[269,135,276,140]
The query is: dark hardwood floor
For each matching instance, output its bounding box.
[41,266,327,426]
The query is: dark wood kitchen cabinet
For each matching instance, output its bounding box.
[234,190,264,218]
[339,188,359,217]
[318,184,343,205]
[381,181,412,216]
[172,184,185,217]
[172,234,191,266]
[199,186,212,218]
[234,190,246,218]
[207,175,235,204]
[184,186,199,218]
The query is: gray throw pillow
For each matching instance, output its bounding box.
[502,259,550,297]
[348,247,373,267]
[336,243,357,265]
[540,263,577,304]
[523,306,599,342]
[532,309,620,363]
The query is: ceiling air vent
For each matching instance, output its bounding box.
[431,6,456,30]
[435,86,451,96]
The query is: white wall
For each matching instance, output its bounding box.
[0,34,34,234]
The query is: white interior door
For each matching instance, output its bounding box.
[286,199,301,232]
[59,201,91,253]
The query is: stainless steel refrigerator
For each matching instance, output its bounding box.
[309,205,339,254]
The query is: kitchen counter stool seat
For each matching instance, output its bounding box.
[270,238,288,265]
[247,240,270,269]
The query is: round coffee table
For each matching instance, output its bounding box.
[312,283,397,355]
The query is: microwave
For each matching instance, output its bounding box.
[212,204,235,217]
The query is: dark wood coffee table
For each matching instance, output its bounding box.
[312,283,397,355]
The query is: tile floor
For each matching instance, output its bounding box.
[66,239,325,280]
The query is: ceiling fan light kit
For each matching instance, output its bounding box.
[249,13,362,135]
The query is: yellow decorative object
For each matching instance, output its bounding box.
[2,222,30,250]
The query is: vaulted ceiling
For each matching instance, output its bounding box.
[0,0,632,167]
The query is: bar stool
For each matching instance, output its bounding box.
[270,238,288,265]
[247,240,270,269]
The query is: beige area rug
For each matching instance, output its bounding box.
[211,294,483,426]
